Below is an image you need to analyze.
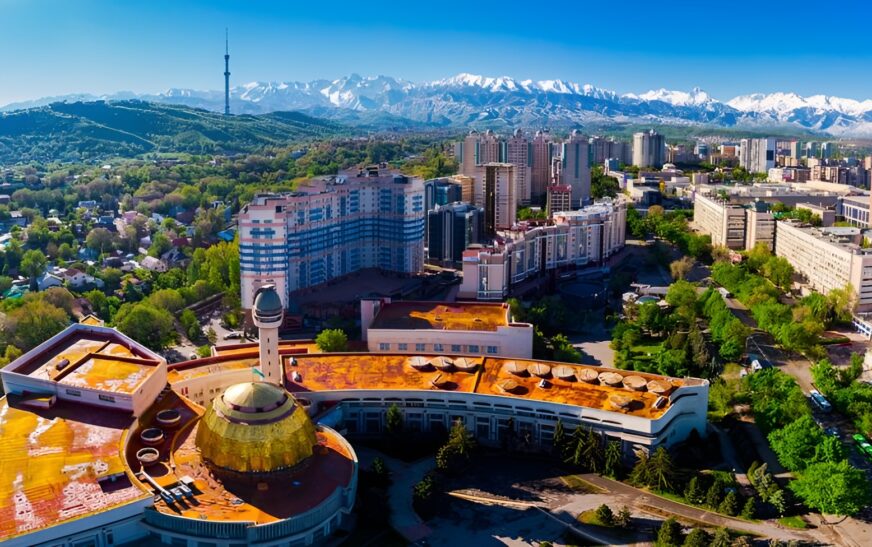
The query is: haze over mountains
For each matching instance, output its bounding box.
[4,73,872,137]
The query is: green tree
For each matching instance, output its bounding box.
[768,414,843,471]
[709,527,732,547]
[20,249,47,290]
[179,308,201,341]
[436,419,476,474]
[768,489,787,516]
[603,440,622,479]
[115,303,176,350]
[718,490,739,516]
[684,476,703,505]
[649,447,676,492]
[682,528,710,547]
[315,328,348,352]
[740,496,756,519]
[552,419,566,456]
[148,232,172,258]
[146,288,185,313]
[705,483,722,508]
[85,227,116,255]
[788,460,872,515]
[5,298,69,351]
[594,504,614,526]
[629,449,653,487]
[206,327,217,346]
[655,517,683,547]
[615,505,632,528]
[386,403,403,435]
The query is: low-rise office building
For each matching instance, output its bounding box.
[361,298,534,358]
[774,222,872,311]
[693,193,747,249]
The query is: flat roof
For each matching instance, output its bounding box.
[278,354,684,419]
[369,301,510,332]
[56,355,158,395]
[0,397,149,541]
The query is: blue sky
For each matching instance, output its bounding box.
[2,0,871,106]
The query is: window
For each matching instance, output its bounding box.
[379,342,390,351]
[468,345,480,353]
[65,388,82,397]
[451,344,461,352]
[487,346,498,354]
[433,343,444,352]
[398,343,408,351]
[98,394,115,403]
[415,343,426,352]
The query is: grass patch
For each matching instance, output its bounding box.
[560,474,607,494]
[778,515,808,529]
[630,343,663,356]
[722,362,743,381]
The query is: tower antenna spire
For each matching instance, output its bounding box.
[224,28,231,116]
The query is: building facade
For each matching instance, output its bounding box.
[506,129,532,206]
[531,130,553,201]
[546,184,573,216]
[561,130,591,206]
[427,202,484,264]
[361,299,534,359]
[632,130,667,168]
[459,199,627,300]
[476,162,516,233]
[238,166,425,309]
[774,222,872,312]
[693,194,747,249]
[739,137,776,175]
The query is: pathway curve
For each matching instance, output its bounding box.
[355,446,435,543]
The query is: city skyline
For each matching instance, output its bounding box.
[3,0,872,106]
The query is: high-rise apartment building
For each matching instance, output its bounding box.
[632,130,667,168]
[561,130,591,206]
[546,184,572,216]
[459,130,502,176]
[238,166,425,309]
[739,137,777,174]
[424,178,462,212]
[427,202,484,264]
[531,130,553,201]
[506,129,532,206]
[478,163,516,233]
[590,136,632,166]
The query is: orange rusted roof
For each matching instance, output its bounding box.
[129,392,355,524]
[0,397,149,541]
[369,301,510,332]
[57,355,159,395]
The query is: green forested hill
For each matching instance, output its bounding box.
[0,100,345,164]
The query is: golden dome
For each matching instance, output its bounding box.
[195,382,317,473]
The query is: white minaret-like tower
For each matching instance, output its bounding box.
[252,284,283,384]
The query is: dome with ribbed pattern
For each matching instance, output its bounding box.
[195,382,317,473]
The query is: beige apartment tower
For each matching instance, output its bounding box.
[693,193,746,249]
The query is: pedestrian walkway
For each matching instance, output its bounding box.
[355,446,435,543]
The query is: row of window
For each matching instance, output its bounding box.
[377,342,499,354]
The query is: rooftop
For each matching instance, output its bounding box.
[0,397,149,541]
[130,392,355,525]
[56,355,159,395]
[369,301,511,332]
[280,353,684,419]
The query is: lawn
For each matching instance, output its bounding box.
[560,474,606,494]
[577,509,611,527]
[777,515,808,529]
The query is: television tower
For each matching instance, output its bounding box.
[224,28,231,115]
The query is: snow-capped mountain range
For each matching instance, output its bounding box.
[5,73,872,136]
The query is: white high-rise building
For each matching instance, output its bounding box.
[238,166,425,309]
[632,130,667,168]
[561,129,591,206]
[739,137,777,174]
